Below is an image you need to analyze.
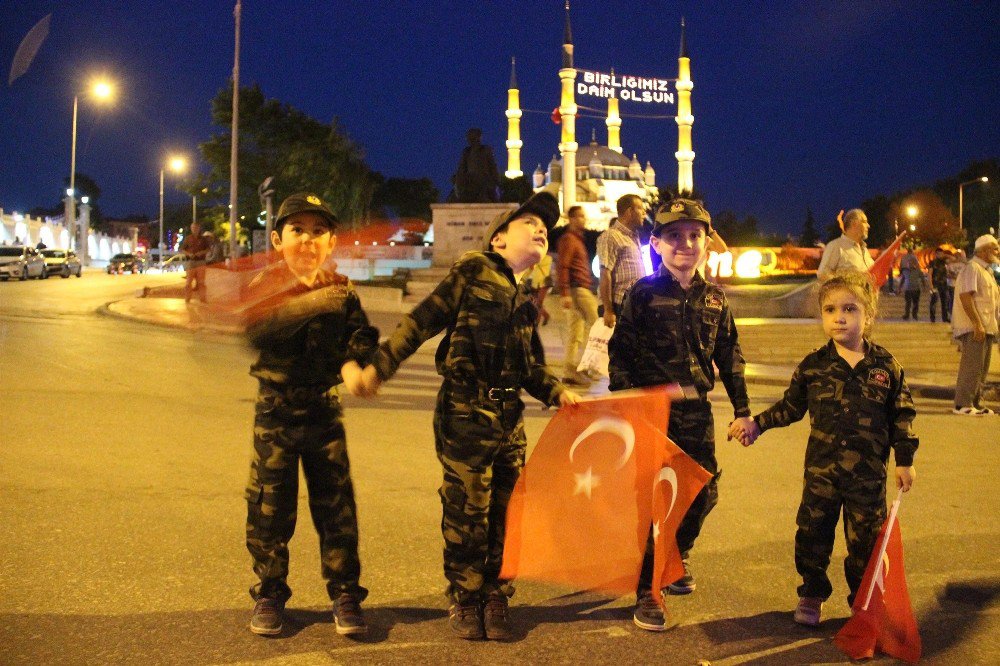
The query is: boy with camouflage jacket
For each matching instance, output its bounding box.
[608,197,755,631]
[360,191,579,641]
[243,193,378,637]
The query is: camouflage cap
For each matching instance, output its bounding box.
[652,197,712,236]
[482,190,560,251]
[274,193,338,232]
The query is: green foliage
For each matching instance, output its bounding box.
[800,208,818,246]
[196,83,376,227]
[370,174,439,221]
[499,175,533,203]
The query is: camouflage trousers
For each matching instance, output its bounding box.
[245,382,366,603]
[795,455,887,605]
[638,399,719,593]
[433,381,527,605]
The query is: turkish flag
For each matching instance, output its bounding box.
[834,510,921,664]
[649,437,713,606]
[868,232,906,290]
[501,387,697,595]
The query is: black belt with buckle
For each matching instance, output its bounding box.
[487,387,518,401]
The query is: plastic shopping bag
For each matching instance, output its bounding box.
[576,320,613,378]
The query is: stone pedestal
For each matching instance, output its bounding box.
[430,202,516,267]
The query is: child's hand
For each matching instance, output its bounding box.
[728,417,759,447]
[359,365,382,397]
[895,466,915,492]
[558,390,581,407]
[340,361,365,396]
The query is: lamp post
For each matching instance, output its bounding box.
[67,79,114,260]
[158,156,187,269]
[958,176,989,231]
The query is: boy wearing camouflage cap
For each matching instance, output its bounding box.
[358,191,580,640]
[608,197,755,631]
[243,193,379,637]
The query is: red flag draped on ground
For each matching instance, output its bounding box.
[834,490,921,664]
[868,232,907,290]
[649,437,713,608]
[501,386,709,596]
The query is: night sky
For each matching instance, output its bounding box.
[2,1,997,235]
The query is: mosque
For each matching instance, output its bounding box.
[502,3,694,231]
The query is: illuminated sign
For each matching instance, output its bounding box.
[577,69,676,105]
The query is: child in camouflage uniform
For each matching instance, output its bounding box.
[608,197,755,631]
[243,193,378,637]
[359,191,580,641]
[732,271,918,626]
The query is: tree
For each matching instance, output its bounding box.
[931,158,999,244]
[370,174,439,221]
[889,189,963,250]
[196,83,376,229]
[859,195,893,248]
[800,208,818,246]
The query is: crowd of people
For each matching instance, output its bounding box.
[233,190,995,644]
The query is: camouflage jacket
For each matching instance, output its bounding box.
[754,340,918,466]
[371,251,564,406]
[608,266,751,417]
[246,263,379,389]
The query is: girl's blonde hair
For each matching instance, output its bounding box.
[817,270,878,336]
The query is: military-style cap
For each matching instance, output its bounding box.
[274,193,339,232]
[482,190,560,251]
[652,197,712,236]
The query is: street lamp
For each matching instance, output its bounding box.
[67,78,114,260]
[958,176,989,230]
[158,155,187,269]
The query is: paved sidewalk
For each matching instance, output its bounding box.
[103,289,999,404]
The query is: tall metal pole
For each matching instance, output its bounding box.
[192,194,197,224]
[158,168,165,270]
[228,0,242,264]
[67,95,78,250]
[959,183,964,232]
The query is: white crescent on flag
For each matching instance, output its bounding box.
[568,416,635,470]
[653,466,678,536]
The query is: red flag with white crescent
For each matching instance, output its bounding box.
[868,232,906,290]
[501,389,677,594]
[649,437,713,607]
[834,503,921,664]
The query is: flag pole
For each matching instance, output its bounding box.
[861,487,905,611]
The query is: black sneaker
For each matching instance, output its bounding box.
[633,591,674,632]
[333,593,368,635]
[448,602,485,640]
[249,597,283,636]
[483,591,515,641]
[667,560,696,595]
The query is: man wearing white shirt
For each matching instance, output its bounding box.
[951,234,1000,415]
[816,209,874,282]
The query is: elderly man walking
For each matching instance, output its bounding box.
[951,234,1000,415]
[816,209,873,281]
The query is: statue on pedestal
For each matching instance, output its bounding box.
[448,128,500,203]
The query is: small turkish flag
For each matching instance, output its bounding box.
[834,499,921,664]
[501,387,704,596]
[649,437,713,607]
[869,232,906,290]
[551,107,562,125]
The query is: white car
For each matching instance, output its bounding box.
[0,246,47,280]
[41,248,83,278]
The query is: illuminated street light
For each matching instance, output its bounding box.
[906,205,919,220]
[158,155,187,269]
[67,78,115,262]
[958,176,989,230]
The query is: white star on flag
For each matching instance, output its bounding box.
[573,466,601,498]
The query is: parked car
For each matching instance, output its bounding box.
[107,253,145,274]
[41,248,83,278]
[0,245,47,280]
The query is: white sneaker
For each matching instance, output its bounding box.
[952,406,986,416]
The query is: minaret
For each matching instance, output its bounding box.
[558,0,578,210]
[675,17,695,195]
[505,57,523,179]
[606,68,622,153]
